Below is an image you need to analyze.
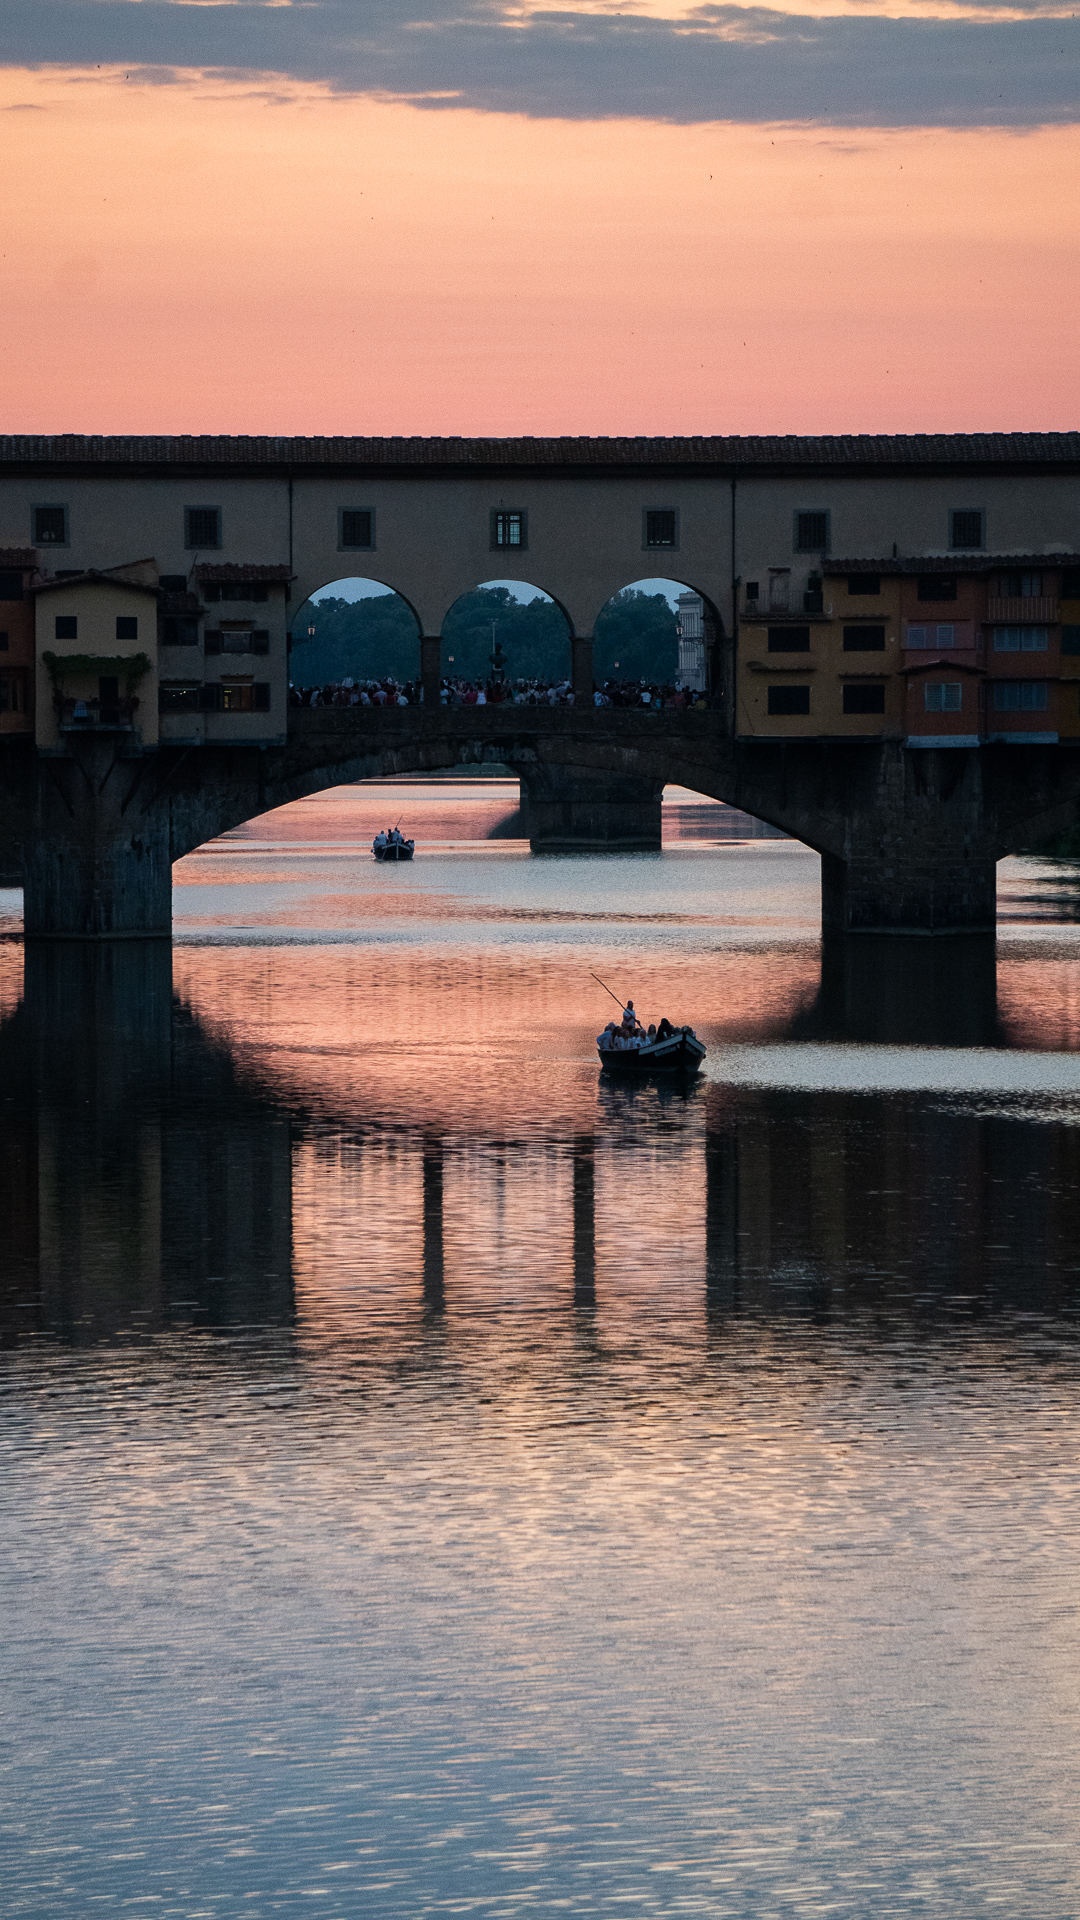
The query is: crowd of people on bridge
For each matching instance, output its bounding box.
[289,677,418,708]
[289,673,716,710]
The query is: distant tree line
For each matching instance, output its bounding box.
[290,585,680,685]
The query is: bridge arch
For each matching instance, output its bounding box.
[439,580,574,687]
[289,574,423,689]
[592,577,725,692]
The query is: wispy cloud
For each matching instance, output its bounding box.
[4,0,1079,125]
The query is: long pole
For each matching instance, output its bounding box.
[591,972,627,1011]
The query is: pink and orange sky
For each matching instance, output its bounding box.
[2,1,1078,434]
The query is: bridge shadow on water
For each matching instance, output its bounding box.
[1,934,1077,1358]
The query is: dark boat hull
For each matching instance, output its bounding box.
[599,1033,706,1075]
[373,843,415,861]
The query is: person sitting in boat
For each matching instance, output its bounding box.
[646,1024,657,1043]
[656,1016,676,1041]
[597,1021,617,1052]
[373,831,388,852]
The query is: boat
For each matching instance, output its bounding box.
[597,1023,706,1076]
[373,832,415,862]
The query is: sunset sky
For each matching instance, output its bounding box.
[2,0,1077,434]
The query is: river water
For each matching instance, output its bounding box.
[4,782,1080,1917]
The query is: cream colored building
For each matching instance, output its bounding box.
[34,563,159,751]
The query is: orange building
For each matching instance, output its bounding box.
[0,547,38,735]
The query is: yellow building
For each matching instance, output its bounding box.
[34,561,159,751]
[736,564,902,738]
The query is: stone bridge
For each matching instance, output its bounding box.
[6,706,1080,939]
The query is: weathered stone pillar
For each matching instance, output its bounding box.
[518,765,663,851]
[821,848,997,935]
[819,745,998,934]
[23,736,173,939]
[420,634,442,708]
[571,634,594,704]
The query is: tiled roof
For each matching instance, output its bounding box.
[194,563,292,582]
[0,548,38,566]
[826,552,1080,575]
[2,434,1080,474]
[34,568,154,596]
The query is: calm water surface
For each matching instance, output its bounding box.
[4,783,1080,1916]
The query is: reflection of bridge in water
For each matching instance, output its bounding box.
[3,938,1080,1351]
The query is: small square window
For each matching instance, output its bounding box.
[491,510,527,551]
[116,616,138,641]
[54,614,78,640]
[917,576,957,602]
[768,685,810,715]
[1062,625,1080,656]
[847,576,880,596]
[767,625,811,652]
[340,508,374,551]
[0,571,24,601]
[185,506,221,550]
[33,505,68,546]
[843,625,886,651]
[843,684,885,714]
[950,509,983,549]
[1061,570,1080,599]
[644,509,678,549]
[745,580,759,602]
[794,510,829,553]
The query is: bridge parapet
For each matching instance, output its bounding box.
[6,703,1080,937]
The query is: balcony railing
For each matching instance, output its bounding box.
[56,696,138,731]
[987,597,1059,623]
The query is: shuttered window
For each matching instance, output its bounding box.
[993,626,1048,652]
[993,681,1048,711]
[925,683,962,711]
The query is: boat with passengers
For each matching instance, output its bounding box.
[373,827,415,862]
[595,989,706,1076]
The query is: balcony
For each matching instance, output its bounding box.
[987,597,1059,623]
[57,696,138,732]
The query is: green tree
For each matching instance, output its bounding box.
[593,589,678,683]
[441,588,570,683]
[289,593,419,684]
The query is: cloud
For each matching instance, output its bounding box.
[3,0,1079,126]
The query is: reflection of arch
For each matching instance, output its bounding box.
[290,575,422,687]
[439,580,573,684]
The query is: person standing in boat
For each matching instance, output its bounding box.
[622,999,640,1032]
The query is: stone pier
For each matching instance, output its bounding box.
[518,764,664,851]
